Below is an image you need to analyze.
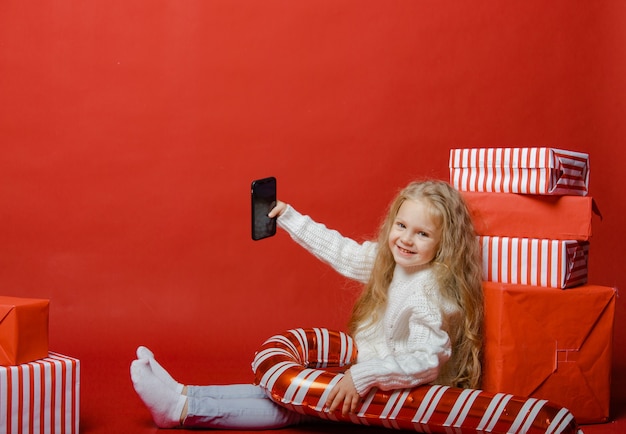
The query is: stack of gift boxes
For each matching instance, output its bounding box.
[450,147,616,424]
[0,296,80,433]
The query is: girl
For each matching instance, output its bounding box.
[130,179,483,429]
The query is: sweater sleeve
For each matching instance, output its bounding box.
[350,341,447,396]
[277,205,376,283]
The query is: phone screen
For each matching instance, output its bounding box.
[251,177,277,240]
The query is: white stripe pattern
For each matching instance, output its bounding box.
[449,147,589,196]
[443,388,482,428]
[547,408,576,434]
[480,236,589,288]
[0,353,79,434]
[283,368,321,404]
[509,398,543,432]
[476,392,511,431]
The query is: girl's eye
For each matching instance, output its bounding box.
[396,222,406,229]
[418,231,429,237]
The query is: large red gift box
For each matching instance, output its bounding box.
[0,352,80,434]
[0,297,49,366]
[462,191,594,241]
[450,147,589,195]
[482,282,615,423]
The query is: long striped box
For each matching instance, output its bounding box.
[450,147,590,195]
[480,236,589,288]
[0,353,79,434]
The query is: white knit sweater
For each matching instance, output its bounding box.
[278,205,455,396]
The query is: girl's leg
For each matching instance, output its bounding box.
[137,348,271,399]
[184,386,307,429]
[186,383,268,399]
[136,347,268,400]
[131,347,312,429]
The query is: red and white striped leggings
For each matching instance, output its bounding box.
[252,328,581,434]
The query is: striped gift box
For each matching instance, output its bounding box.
[0,353,79,434]
[480,236,589,288]
[450,148,590,195]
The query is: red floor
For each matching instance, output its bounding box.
[78,352,625,434]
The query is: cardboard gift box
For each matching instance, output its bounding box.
[0,352,80,433]
[479,236,588,289]
[462,191,594,241]
[482,282,616,423]
[0,297,49,366]
[450,147,590,195]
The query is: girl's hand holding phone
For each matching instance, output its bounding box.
[268,201,287,219]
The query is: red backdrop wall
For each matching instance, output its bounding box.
[1,1,624,432]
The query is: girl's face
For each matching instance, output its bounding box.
[388,198,441,270]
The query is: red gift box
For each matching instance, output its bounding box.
[0,297,49,366]
[482,282,616,423]
[450,147,590,195]
[462,191,594,241]
[0,353,80,433]
[479,236,589,289]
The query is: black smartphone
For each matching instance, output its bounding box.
[251,177,277,240]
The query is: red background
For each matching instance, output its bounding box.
[1,1,624,433]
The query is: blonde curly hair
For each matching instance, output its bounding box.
[348,180,483,389]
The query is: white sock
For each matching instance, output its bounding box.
[136,346,184,394]
[130,359,187,428]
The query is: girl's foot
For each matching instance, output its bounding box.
[130,358,187,428]
[136,346,184,394]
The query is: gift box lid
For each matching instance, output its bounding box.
[0,296,49,366]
